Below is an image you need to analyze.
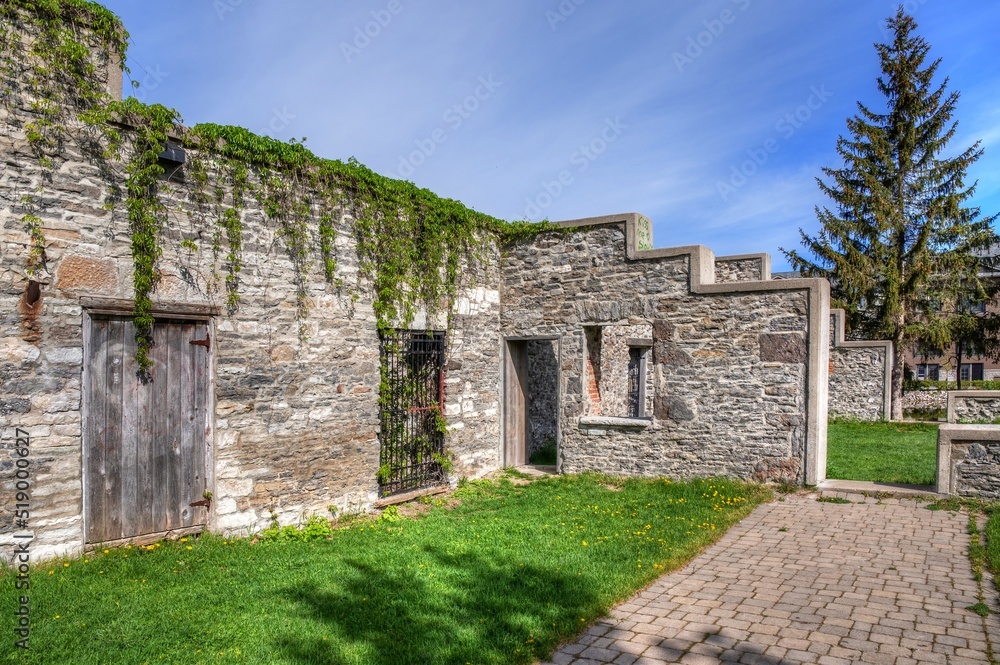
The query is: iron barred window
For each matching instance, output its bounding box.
[627,347,648,418]
[378,330,447,497]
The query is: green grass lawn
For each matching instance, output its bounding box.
[987,510,1000,581]
[826,420,938,485]
[1,473,769,665]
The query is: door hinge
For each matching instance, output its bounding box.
[190,334,211,349]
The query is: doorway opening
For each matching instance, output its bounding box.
[503,337,560,469]
[83,314,212,545]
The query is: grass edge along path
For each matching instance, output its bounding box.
[1,473,771,665]
[826,420,938,485]
[930,498,1000,665]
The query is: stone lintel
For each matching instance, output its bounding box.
[578,416,652,429]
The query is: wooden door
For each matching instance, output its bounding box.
[503,340,528,467]
[84,315,211,544]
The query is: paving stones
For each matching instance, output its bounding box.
[542,494,1000,665]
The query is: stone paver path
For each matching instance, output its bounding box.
[544,493,1000,665]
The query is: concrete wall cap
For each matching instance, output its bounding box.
[578,416,652,428]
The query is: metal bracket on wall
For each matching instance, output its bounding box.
[189,334,211,349]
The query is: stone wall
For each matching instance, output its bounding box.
[0,9,838,560]
[937,425,1000,498]
[947,391,1000,424]
[827,309,891,421]
[901,389,948,414]
[525,339,558,458]
[714,254,769,283]
[501,215,830,485]
[0,21,502,558]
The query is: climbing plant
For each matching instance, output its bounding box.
[0,0,553,369]
[0,0,128,279]
[81,97,181,371]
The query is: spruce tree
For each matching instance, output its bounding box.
[783,7,998,419]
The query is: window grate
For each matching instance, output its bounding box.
[378,330,447,497]
[627,347,644,418]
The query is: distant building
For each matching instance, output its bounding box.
[906,245,1000,383]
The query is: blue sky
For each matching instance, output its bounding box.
[98,1,1000,271]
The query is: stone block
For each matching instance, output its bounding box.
[55,256,118,293]
[0,338,40,363]
[759,333,806,363]
[654,396,694,422]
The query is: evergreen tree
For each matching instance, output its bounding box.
[783,7,998,419]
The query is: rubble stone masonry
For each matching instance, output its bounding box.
[1,11,836,559]
[0,18,501,558]
[827,309,892,421]
[501,217,830,485]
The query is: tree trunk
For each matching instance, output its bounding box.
[955,342,964,391]
[891,340,906,420]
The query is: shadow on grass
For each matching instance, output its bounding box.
[275,544,599,665]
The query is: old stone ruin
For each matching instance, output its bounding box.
[0,2,902,560]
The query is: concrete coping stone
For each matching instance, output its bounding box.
[946,390,1000,424]
[936,423,1000,495]
[578,416,652,429]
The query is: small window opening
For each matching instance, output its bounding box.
[584,326,602,415]
[627,346,648,418]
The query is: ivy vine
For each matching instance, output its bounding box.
[2,0,552,365]
[0,0,128,280]
[83,98,180,372]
